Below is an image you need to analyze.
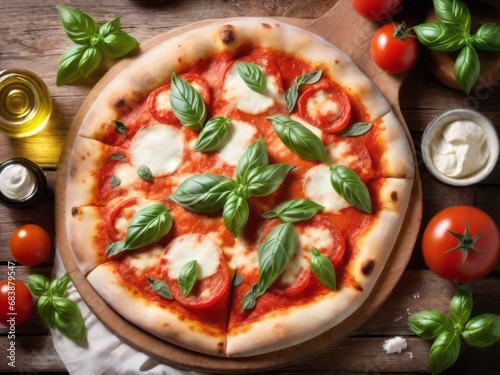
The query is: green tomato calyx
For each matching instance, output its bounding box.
[443,219,486,263]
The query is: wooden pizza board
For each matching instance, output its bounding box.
[55,0,423,372]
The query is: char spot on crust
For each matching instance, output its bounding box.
[220,25,235,44]
[391,191,398,201]
[362,259,375,276]
[71,207,80,217]
[261,23,271,29]
[114,98,125,108]
[217,341,225,354]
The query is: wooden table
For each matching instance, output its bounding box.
[1,0,499,373]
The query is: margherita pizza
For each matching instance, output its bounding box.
[62,18,414,357]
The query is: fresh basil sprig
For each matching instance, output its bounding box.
[193,116,231,152]
[329,165,372,213]
[235,137,268,185]
[56,4,138,86]
[285,69,322,112]
[338,122,372,137]
[310,247,336,291]
[28,273,86,343]
[413,0,500,94]
[178,260,198,297]
[267,115,328,163]
[408,283,500,374]
[262,198,324,222]
[147,276,173,300]
[106,204,173,256]
[235,62,267,94]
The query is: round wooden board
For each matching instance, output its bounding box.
[55,0,423,372]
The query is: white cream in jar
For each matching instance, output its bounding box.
[0,163,36,200]
[431,119,489,178]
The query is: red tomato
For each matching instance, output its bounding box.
[351,0,403,21]
[0,280,33,326]
[10,224,51,267]
[422,206,500,283]
[370,22,418,74]
[106,198,137,242]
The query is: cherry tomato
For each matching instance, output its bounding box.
[10,224,51,267]
[0,280,33,326]
[370,22,418,74]
[422,205,500,283]
[106,198,138,242]
[351,0,403,21]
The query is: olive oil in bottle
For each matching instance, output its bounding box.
[0,69,52,138]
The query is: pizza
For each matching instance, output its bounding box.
[62,18,415,358]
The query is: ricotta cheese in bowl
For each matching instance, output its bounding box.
[422,109,499,186]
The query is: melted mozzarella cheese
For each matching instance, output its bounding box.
[130,123,184,176]
[153,88,171,113]
[217,120,257,165]
[291,115,324,138]
[163,234,220,280]
[114,163,140,189]
[113,199,155,235]
[222,63,282,114]
[126,244,164,275]
[223,236,257,273]
[306,90,339,121]
[303,164,350,213]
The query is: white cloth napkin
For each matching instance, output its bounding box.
[50,250,205,375]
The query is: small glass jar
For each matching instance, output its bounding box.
[0,158,47,208]
[0,69,52,138]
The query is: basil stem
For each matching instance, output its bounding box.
[137,165,153,182]
[56,4,99,45]
[267,115,328,163]
[169,174,237,213]
[310,247,336,291]
[52,296,87,343]
[235,62,266,94]
[193,116,231,152]
[223,192,250,238]
[262,198,324,223]
[178,260,198,297]
[235,137,268,185]
[170,73,207,131]
[338,122,373,137]
[329,165,372,213]
[449,283,472,329]
[56,44,87,86]
[285,69,322,112]
[454,45,480,95]
[245,163,294,197]
[432,0,471,33]
[473,23,500,52]
[429,331,461,375]
[407,310,452,340]
[462,313,500,348]
[27,274,50,297]
[147,276,173,300]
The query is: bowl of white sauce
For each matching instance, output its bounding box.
[421,109,499,186]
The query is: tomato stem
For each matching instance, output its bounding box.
[392,20,411,40]
[443,220,486,263]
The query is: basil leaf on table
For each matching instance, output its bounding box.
[285,69,322,112]
[338,122,373,137]
[170,73,207,131]
[137,165,153,182]
[56,44,87,86]
[49,273,72,297]
[407,310,452,340]
[454,45,480,95]
[27,274,50,297]
[98,16,121,37]
[262,198,324,223]
[223,192,250,237]
[462,313,500,348]
[413,22,466,52]
[52,297,87,343]
[147,276,173,300]
[449,283,472,329]
[235,137,268,185]
[235,62,267,94]
[310,247,336,291]
[178,260,198,297]
[56,4,99,45]
[169,174,237,213]
[99,30,140,59]
[329,165,372,213]
[473,23,500,51]
[429,331,461,375]
[267,115,328,163]
[78,46,102,79]
[432,0,471,33]
[193,116,231,152]
[245,163,294,197]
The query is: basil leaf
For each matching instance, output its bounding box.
[169,174,237,213]
[37,295,55,327]
[241,283,259,312]
[246,163,293,197]
[262,198,324,223]
[106,241,125,257]
[235,62,266,94]
[432,0,471,33]
[99,17,121,37]
[329,165,372,213]
[193,116,231,152]
[178,260,198,297]
[99,30,139,59]
[49,273,72,297]
[170,73,207,131]
[454,45,480,95]
[222,192,249,237]
[233,273,243,287]
[413,22,466,52]
[310,247,336,290]
[235,137,268,185]
[77,46,102,79]
[256,222,297,296]
[285,69,322,112]
[462,313,500,348]
[52,297,87,343]
[56,44,86,86]
[407,310,451,340]
[113,120,127,137]
[56,4,99,45]
[27,274,50,297]
[110,175,121,187]
[449,283,472,330]
[267,115,328,163]
[111,153,127,162]
[429,331,461,375]
[147,276,173,300]
[338,122,373,137]
[137,165,153,182]
[473,23,500,51]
